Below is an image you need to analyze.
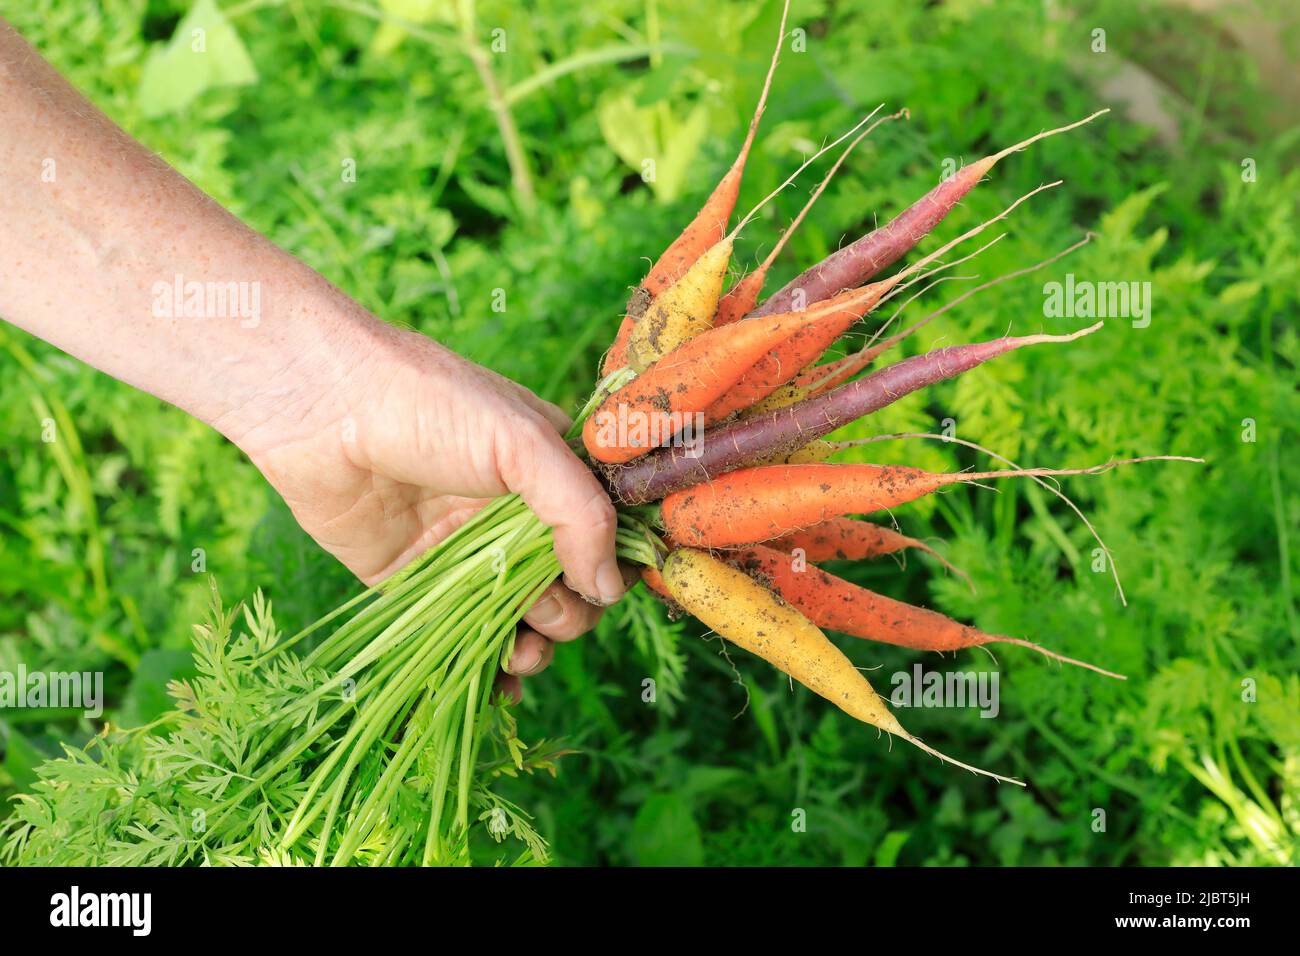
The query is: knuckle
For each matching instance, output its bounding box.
[529,600,577,639]
[527,591,600,640]
[577,489,617,534]
[492,413,541,483]
[539,399,571,427]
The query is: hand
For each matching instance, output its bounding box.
[233,318,627,696]
[0,19,626,694]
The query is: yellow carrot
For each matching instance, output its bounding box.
[599,0,791,375]
[625,107,887,371]
[626,238,734,372]
[662,548,1022,784]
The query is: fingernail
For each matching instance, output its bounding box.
[596,559,625,606]
[511,646,541,676]
[565,572,603,607]
[529,593,564,628]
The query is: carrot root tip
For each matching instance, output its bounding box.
[988,637,1127,680]
[900,732,1025,786]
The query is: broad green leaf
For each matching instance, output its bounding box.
[872,830,910,867]
[628,793,704,866]
[1218,280,1261,306]
[680,765,743,800]
[370,1,443,56]
[137,0,257,118]
[2,727,45,790]
[598,91,709,203]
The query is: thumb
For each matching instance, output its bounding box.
[494,417,625,606]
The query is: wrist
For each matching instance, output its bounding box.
[210,277,386,461]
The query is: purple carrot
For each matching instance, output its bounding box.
[607,323,1102,504]
[750,110,1108,318]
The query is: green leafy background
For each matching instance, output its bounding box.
[1,0,1297,865]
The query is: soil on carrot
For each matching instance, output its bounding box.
[626,286,652,322]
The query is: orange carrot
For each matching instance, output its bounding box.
[768,516,912,561]
[583,308,822,464]
[703,280,895,422]
[765,515,969,585]
[711,269,768,331]
[600,1,790,375]
[713,108,907,328]
[641,565,670,597]
[726,545,1123,677]
[661,457,1203,548]
[640,566,684,616]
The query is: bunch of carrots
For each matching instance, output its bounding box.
[570,2,1200,784]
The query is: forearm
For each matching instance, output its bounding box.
[0,18,382,446]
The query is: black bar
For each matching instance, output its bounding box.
[0,866,1285,942]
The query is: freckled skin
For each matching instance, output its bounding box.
[0,22,623,661]
[662,549,903,733]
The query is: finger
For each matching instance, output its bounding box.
[496,421,625,606]
[521,580,603,641]
[494,672,522,704]
[497,378,572,434]
[504,627,555,677]
[521,393,572,435]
